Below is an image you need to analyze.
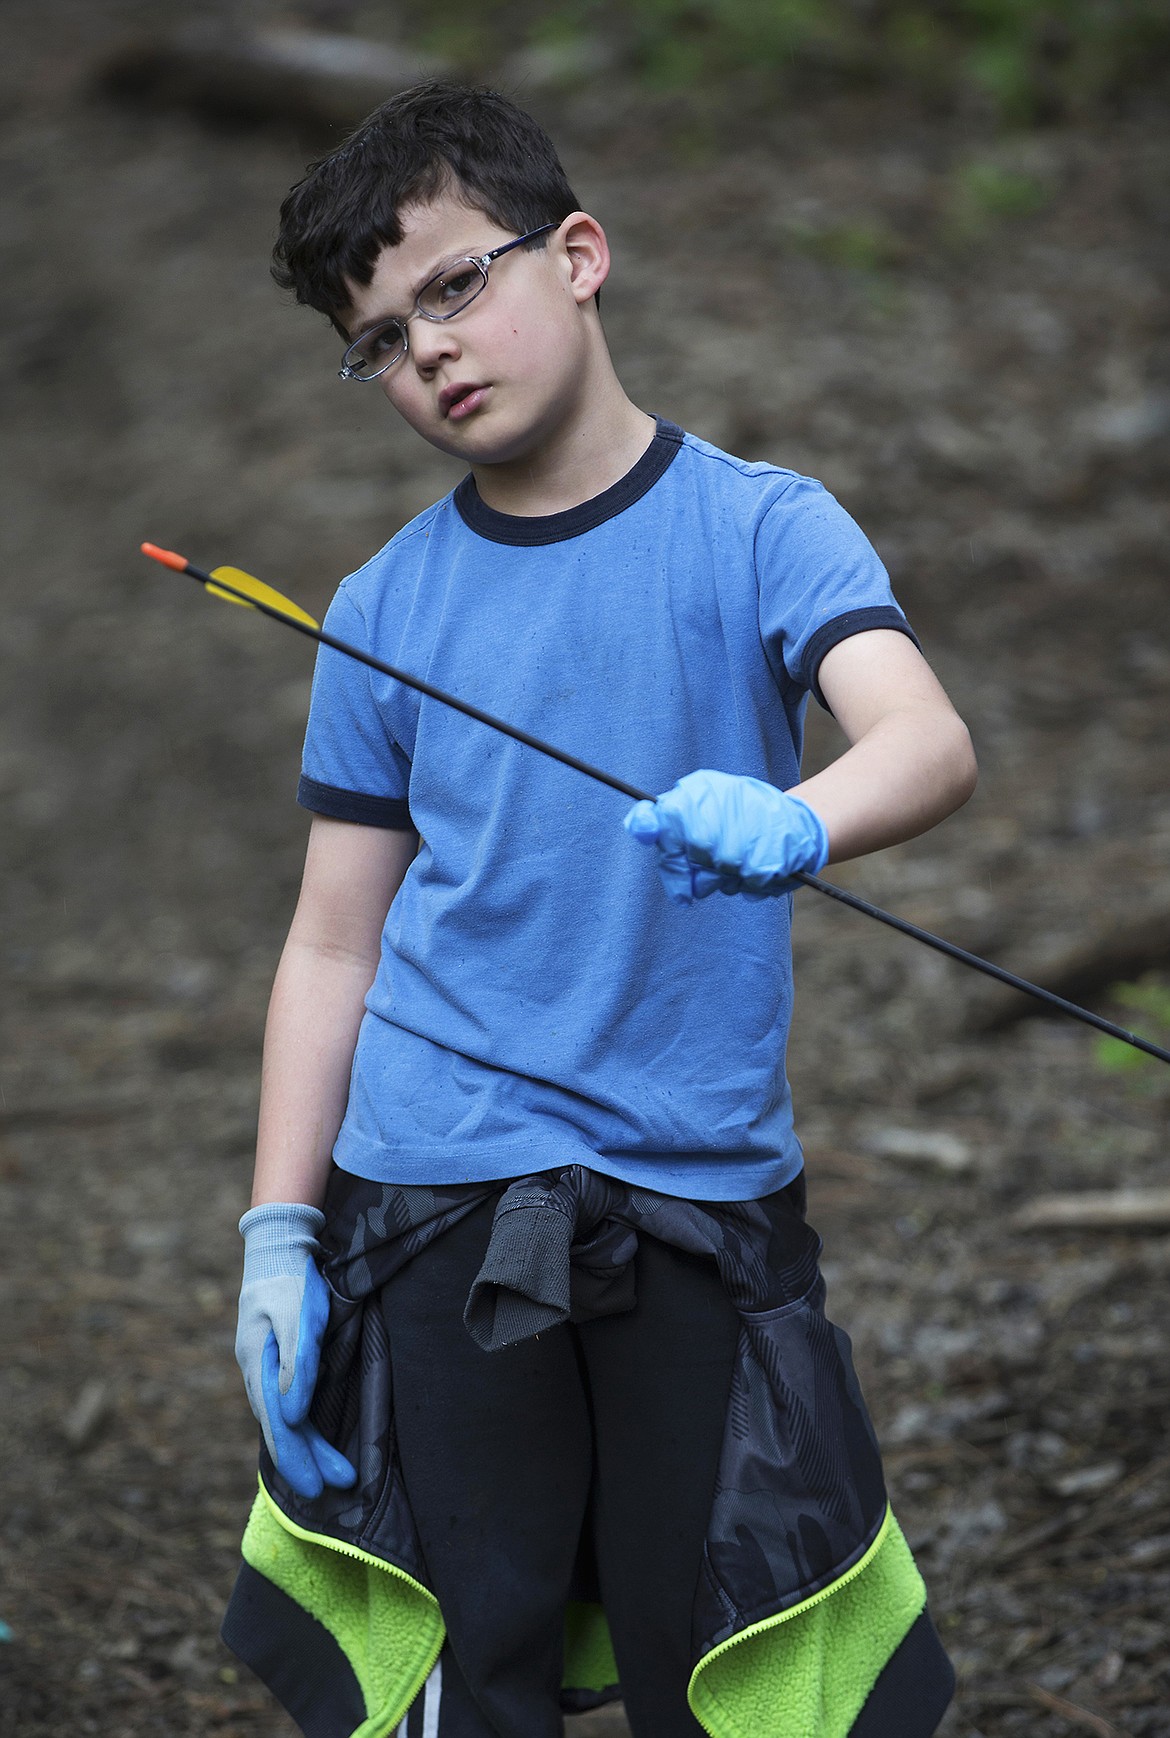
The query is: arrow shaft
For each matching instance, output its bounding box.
[314,620,651,803]
[171,555,1170,1067]
[181,559,650,800]
[792,873,1170,1064]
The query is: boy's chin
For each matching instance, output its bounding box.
[423,413,545,471]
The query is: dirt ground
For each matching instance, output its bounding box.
[2,4,1169,1735]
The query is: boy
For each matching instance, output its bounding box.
[223,81,976,1738]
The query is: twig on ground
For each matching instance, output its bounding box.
[1027,1682,1130,1737]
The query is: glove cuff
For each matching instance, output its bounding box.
[784,792,831,875]
[239,1201,326,1280]
[240,1200,325,1236]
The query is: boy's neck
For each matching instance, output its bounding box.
[468,379,657,520]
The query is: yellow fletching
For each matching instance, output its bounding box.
[207,566,320,630]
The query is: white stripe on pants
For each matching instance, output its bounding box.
[398,1656,443,1738]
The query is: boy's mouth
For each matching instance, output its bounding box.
[440,382,489,420]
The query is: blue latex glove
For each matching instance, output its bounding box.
[236,1201,356,1500]
[624,769,830,905]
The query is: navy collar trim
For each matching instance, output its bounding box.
[453,418,684,546]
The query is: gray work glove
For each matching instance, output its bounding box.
[235,1201,355,1500]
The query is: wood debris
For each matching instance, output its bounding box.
[971,911,1170,1032]
[1011,1189,1170,1232]
[99,25,450,134]
[864,1125,974,1171]
[1027,1683,1130,1738]
[62,1379,111,1452]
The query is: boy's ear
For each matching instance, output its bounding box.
[557,213,610,305]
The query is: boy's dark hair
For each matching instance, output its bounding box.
[272,82,582,320]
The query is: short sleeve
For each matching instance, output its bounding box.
[756,477,919,709]
[297,584,414,829]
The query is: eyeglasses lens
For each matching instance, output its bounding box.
[418,260,488,320]
[341,258,492,379]
[346,320,407,380]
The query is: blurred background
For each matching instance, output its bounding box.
[2,3,1169,1733]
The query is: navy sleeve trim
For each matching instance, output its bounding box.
[297,776,414,831]
[453,418,684,545]
[799,608,921,711]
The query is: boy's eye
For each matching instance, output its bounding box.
[368,320,407,355]
[439,268,478,299]
[421,263,486,315]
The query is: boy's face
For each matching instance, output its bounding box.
[342,191,602,468]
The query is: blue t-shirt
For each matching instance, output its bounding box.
[298,420,915,1200]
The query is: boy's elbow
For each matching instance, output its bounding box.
[946,716,979,812]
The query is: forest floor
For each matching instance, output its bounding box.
[1,5,1169,1735]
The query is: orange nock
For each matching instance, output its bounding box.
[141,541,190,572]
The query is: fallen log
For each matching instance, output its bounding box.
[99,24,451,135]
[970,911,1170,1033]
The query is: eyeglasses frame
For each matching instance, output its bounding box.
[338,224,558,382]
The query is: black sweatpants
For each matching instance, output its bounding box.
[382,1191,743,1738]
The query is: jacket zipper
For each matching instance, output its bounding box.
[688,1504,895,1737]
[256,1479,446,1738]
[258,1477,438,1597]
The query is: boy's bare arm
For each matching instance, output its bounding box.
[251,815,418,1209]
[790,629,977,864]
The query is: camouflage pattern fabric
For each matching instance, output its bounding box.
[258,1163,889,1660]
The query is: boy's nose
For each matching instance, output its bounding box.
[408,317,461,373]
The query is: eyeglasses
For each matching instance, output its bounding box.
[338,224,557,382]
